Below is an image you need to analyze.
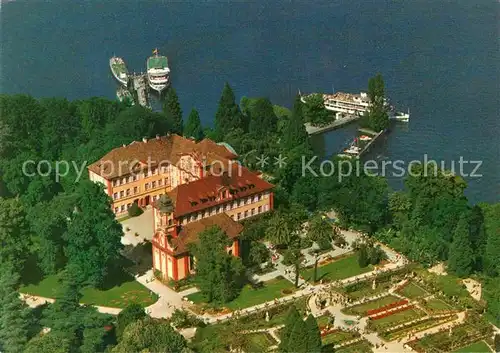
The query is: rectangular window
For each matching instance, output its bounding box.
[225,203,230,211]
[237,200,242,207]
[114,207,119,213]
[132,175,137,182]
[120,205,125,211]
[158,179,163,186]
[128,176,133,183]
[122,177,127,185]
[251,208,255,216]
[254,195,258,202]
[152,181,156,188]
[258,194,262,201]
[164,178,169,185]
[113,192,118,199]
[258,206,262,213]
[134,186,138,194]
[217,206,221,213]
[145,183,149,190]
[244,210,249,218]
[237,212,241,220]
[126,189,130,196]
[120,190,124,197]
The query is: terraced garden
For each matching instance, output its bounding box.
[397,281,429,299]
[342,295,400,316]
[421,298,454,313]
[245,332,278,352]
[335,339,373,353]
[379,314,458,341]
[367,307,426,331]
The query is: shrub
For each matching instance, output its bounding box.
[171,308,206,329]
[300,237,313,249]
[317,237,333,250]
[128,202,143,217]
[116,303,146,339]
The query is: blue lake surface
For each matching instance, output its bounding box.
[1,0,499,203]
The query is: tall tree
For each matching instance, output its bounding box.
[266,213,292,246]
[307,215,333,245]
[248,97,278,136]
[358,245,370,268]
[214,83,244,139]
[24,332,71,353]
[0,197,32,271]
[63,181,123,287]
[113,318,187,353]
[448,213,474,277]
[282,95,308,150]
[286,313,308,352]
[304,314,322,353]
[365,73,389,132]
[184,108,204,141]
[302,93,332,126]
[481,203,500,277]
[116,303,146,339]
[278,306,301,352]
[191,226,245,304]
[163,88,183,134]
[28,193,76,275]
[0,262,30,353]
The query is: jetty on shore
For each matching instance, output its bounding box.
[130,73,151,109]
[305,115,361,135]
[337,128,385,159]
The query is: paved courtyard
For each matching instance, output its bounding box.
[120,207,154,246]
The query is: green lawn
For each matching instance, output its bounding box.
[20,270,157,308]
[322,330,359,346]
[335,340,373,353]
[453,341,492,353]
[301,254,372,283]
[423,298,453,312]
[342,295,400,316]
[246,332,277,352]
[399,282,428,299]
[342,279,393,301]
[187,278,295,310]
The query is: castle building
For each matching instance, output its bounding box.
[88,134,274,281]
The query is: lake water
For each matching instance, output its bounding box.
[1,0,499,203]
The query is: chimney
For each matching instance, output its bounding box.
[142,137,147,143]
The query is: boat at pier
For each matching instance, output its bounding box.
[147,48,170,93]
[109,56,129,86]
[116,87,134,106]
[389,109,410,122]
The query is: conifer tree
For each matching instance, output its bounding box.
[184,108,204,141]
[214,83,243,139]
[0,262,29,353]
[448,213,474,277]
[286,315,307,353]
[283,95,308,149]
[304,314,322,353]
[357,245,370,268]
[278,306,301,352]
[163,88,183,134]
[248,97,278,136]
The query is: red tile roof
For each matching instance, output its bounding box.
[165,164,274,217]
[170,213,243,255]
[87,134,237,179]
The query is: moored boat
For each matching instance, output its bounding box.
[109,56,129,86]
[389,109,410,122]
[147,48,170,93]
[116,87,134,106]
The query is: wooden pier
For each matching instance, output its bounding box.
[130,73,151,109]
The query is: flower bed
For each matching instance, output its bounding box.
[380,314,457,341]
[320,328,338,337]
[371,304,413,320]
[367,299,408,316]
